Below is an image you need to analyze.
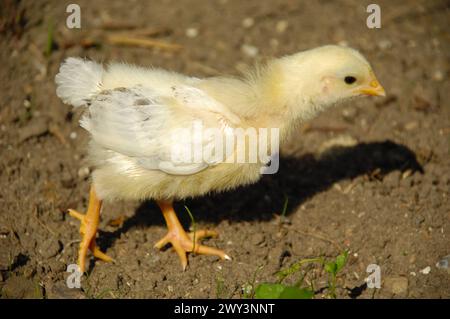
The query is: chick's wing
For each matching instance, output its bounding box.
[80,85,235,175]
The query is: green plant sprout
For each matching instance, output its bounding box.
[45,18,55,57]
[215,275,226,299]
[242,265,264,299]
[253,250,349,299]
[324,250,349,298]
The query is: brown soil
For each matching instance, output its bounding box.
[0,0,449,299]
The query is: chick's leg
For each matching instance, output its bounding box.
[155,200,231,270]
[68,186,113,272]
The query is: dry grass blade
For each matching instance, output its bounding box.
[106,34,183,51]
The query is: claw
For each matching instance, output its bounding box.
[154,200,231,270]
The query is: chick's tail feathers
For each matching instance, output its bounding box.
[55,57,104,108]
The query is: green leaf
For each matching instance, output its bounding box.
[335,251,348,273]
[324,262,337,274]
[254,283,285,299]
[279,287,314,299]
[255,284,314,299]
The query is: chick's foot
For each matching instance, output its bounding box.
[68,186,113,272]
[155,200,231,270]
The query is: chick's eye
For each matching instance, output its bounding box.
[344,76,357,84]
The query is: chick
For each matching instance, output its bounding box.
[55,45,385,271]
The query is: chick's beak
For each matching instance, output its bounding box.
[357,78,386,97]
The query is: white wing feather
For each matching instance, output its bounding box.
[81,85,234,175]
[55,58,104,108]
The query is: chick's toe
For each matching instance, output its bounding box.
[155,200,231,270]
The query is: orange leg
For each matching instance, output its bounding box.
[155,200,231,270]
[68,186,113,272]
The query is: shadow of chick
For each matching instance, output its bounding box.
[99,140,423,251]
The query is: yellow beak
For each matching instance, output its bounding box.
[357,79,386,97]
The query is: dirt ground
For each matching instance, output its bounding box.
[0,0,449,299]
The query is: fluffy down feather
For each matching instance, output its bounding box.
[55,58,104,107]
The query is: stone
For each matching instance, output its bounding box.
[241,44,259,58]
[436,255,450,269]
[419,266,431,275]
[185,28,199,38]
[242,17,254,28]
[275,20,289,33]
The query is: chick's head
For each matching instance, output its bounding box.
[274,45,385,120]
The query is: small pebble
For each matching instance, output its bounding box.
[275,20,288,33]
[432,70,444,82]
[402,169,413,179]
[377,39,392,50]
[69,132,77,140]
[242,17,254,28]
[185,28,199,38]
[419,266,431,275]
[404,122,418,131]
[342,107,357,120]
[77,167,90,179]
[241,44,259,58]
[436,255,450,269]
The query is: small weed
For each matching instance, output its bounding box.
[45,18,55,57]
[215,275,226,299]
[255,283,314,299]
[324,250,348,298]
[242,265,264,299]
[253,250,349,299]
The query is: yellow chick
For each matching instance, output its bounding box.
[55,45,385,272]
